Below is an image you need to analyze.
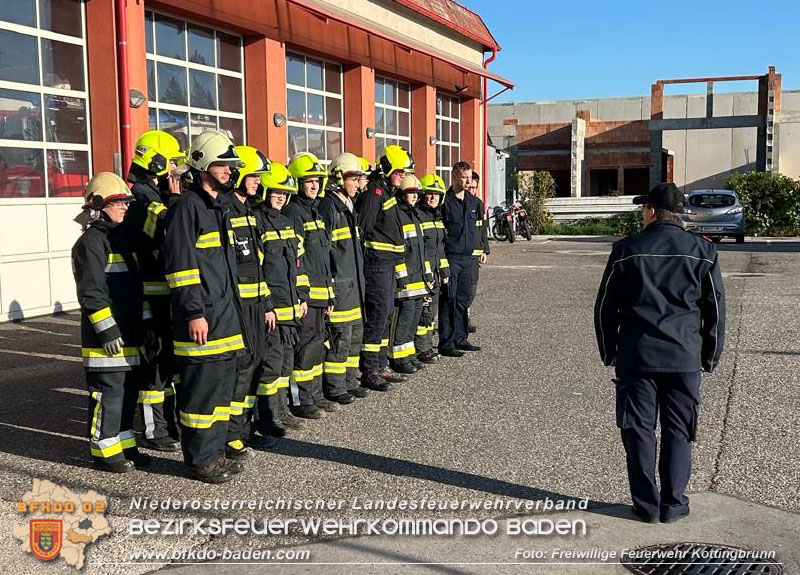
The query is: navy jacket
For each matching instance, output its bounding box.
[440,188,482,258]
[594,220,726,373]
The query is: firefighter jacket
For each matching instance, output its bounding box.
[223,194,273,311]
[440,188,482,258]
[319,191,365,325]
[472,196,490,257]
[164,183,245,363]
[255,203,308,326]
[72,219,145,372]
[125,164,179,299]
[417,204,450,283]
[395,200,431,300]
[283,194,334,308]
[355,175,406,262]
[594,220,726,373]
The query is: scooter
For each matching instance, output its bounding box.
[512,200,532,241]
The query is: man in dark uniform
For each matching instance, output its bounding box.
[594,183,726,523]
[438,161,482,357]
[467,172,489,334]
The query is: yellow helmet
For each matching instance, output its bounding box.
[131,130,186,176]
[379,145,414,177]
[399,174,422,194]
[259,163,297,200]
[186,130,241,171]
[288,152,327,182]
[233,145,271,188]
[358,157,372,174]
[84,172,132,209]
[420,173,446,194]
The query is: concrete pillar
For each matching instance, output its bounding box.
[244,38,287,162]
[411,85,436,176]
[570,117,585,197]
[617,167,625,196]
[649,83,664,190]
[343,65,375,164]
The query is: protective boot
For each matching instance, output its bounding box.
[275,388,305,430]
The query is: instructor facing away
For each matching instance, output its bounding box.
[594,183,726,524]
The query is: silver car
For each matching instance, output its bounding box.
[682,189,746,243]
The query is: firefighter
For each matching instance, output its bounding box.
[355,145,415,391]
[72,172,150,473]
[414,174,450,364]
[438,161,483,356]
[164,130,246,484]
[125,130,185,453]
[467,171,489,334]
[319,153,369,404]
[252,164,308,440]
[388,174,430,374]
[285,153,337,418]
[223,145,275,457]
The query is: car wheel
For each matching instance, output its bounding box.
[735,234,745,244]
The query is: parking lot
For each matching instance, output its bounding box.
[1,236,798,573]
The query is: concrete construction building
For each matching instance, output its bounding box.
[488,68,800,220]
[0,0,512,321]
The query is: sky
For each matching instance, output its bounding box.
[462,0,800,104]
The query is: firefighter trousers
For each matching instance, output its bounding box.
[438,256,475,349]
[389,297,424,366]
[360,258,395,375]
[87,369,141,464]
[255,324,295,433]
[227,300,265,444]
[138,298,178,440]
[323,318,364,397]
[414,287,439,354]
[177,358,236,468]
[291,307,326,407]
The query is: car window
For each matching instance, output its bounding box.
[688,194,736,208]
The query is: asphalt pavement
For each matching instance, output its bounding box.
[1,236,798,574]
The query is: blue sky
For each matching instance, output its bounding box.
[464,0,799,104]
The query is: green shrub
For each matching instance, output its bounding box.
[725,171,800,236]
[516,171,555,233]
[545,210,641,236]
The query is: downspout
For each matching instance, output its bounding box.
[481,47,498,204]
[116,0,132,173]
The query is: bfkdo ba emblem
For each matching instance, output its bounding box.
[30,519,62,560]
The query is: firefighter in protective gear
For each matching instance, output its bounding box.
[355,145,414,391]
[125,130,186,453]
[252,164,309,439]
[73,172,151,473]
[319,153,369,404]
[223,146,275,457]
[357,157,372,190]
[285,153,336,418]
[164,130,246,484]
[388,174,431,374]
[467,172,489,334]
[414,174,450,364]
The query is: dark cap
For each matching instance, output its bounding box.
[633,183,684,213]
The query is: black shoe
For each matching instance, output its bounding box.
[138,435,181,452]
[278,414,306,430]
[380,367,409,382]
[361,373,393,392]
[391,362,417,374]
[661,506,690,524]
[292,405,325,419]
[93,459,135,474]
[225,440,253,460]
[328,393,356,405]
[410,359,426,370]
[126,450,152,467]
[456,342,482,352]
[247,431,278,450]
[184,460,234,484]
[631,504,659,524]
[439,347,465,358]
[348,386,370,398]
[223,458,245,474]
[314,397,340,412]
[260,422,287,437]
[468,323,477,334]
[417,350,440,364]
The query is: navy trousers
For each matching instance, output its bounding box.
[438,255,475,350]
[615,370,701,520]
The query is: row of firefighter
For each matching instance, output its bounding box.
[72,129,489,483]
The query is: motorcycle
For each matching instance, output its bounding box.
[512,200,532,241]
[491,203,515,243]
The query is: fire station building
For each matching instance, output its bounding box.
[0,0,511,321]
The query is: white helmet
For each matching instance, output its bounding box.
[186,130,241,171]
[329,153,364,180]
